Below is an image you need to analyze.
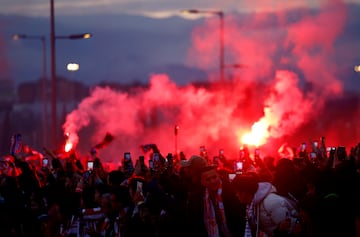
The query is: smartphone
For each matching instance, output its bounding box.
[200,146,206,153]
[149,160,154,169]
[124,152,131,162]
[83,170,91,179]
[42,158,49,167]
[153,153,160,162]
[219,149,224,156]
[313,141,318,148]
[235,161,243,171]
[228,173,236,182]
[137,181,143,193]
[87,161,94,171]
[301,143,306,151]
[310,152,317,159]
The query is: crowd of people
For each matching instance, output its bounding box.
[0,135,359,237]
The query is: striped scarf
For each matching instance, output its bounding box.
[204,182,233,237]
[244,202,255,237]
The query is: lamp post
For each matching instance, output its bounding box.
[355,65,360,139]
[50,0,56,149]
[50,0,92,148]
[182,9,224,82]
[12,34,48,147]
[174,125,179,156]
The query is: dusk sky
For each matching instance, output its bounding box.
[2,0,360,89]
[2,0,360,17]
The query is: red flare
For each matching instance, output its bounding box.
[65,141,73,152]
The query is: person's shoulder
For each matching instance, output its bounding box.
[264,192,285,201]
[263,192,291,209]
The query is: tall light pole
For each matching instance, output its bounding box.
[355,65,360,139]
[50,0,56,149]
[50,0,92,149]
[12,34,48,147]
[174,125,179,157]
[182,9,224,82]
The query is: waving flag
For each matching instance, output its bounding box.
[93,133,114,150]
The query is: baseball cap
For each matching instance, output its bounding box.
[180,155,207,168]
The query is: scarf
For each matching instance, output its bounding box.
[204,182,233,237]
[244,202,256,237]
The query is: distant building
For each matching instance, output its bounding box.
[0,77,90,153]
[0,78,15,154]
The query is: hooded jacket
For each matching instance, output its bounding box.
[251,182,298,237]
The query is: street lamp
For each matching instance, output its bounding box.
[12,34,48,147]
[57,33,92,40]
[50,0,92,148]
[182,9,224,82]
[66,63,80,72]
[66,62,80,83]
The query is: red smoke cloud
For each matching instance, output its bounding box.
[187,1,347,144]
[63,0,355,165]
[63,74,256,162]
[238,0,347,149]
[284,0,346,96]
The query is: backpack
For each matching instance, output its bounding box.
[257,192,299,236]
